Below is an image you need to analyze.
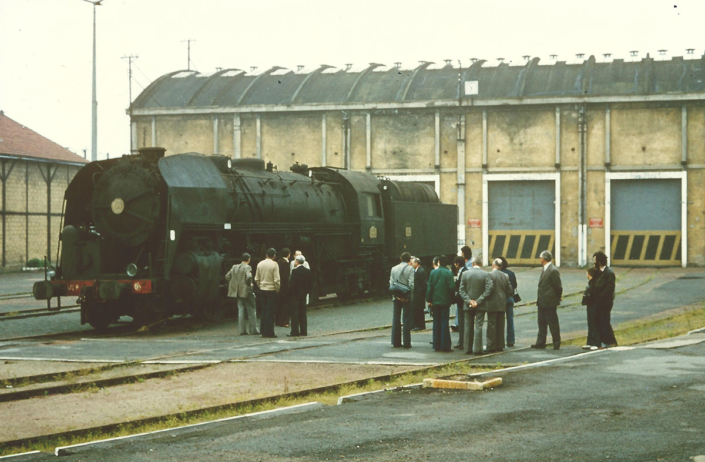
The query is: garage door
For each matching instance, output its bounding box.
[488,181,555,265]
[610,179,681,266]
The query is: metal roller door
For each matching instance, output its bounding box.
[488,181,555,265]
[610,179,681,266]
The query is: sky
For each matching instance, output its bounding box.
[1,0,703,161]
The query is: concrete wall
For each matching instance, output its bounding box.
[0,160,82,270]
[133,99,705,267]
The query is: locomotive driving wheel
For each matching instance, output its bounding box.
[85,300,114,331]
[203,295,230,322]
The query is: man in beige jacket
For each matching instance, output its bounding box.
[255,248,280,338]
[225,253,259,335]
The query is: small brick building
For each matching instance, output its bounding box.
[0,111,87,271]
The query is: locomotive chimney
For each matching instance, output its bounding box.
[138,146,166,162]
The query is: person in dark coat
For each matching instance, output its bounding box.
[288,255,313,337]
[497,256,518,347]
[593,250,617,348]
[410,257,427,331]
[532,250,563,350]
[581,267,602,350]
[426,256,456,352]
[275,248,291,327]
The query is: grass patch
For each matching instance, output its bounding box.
[562,302,705,347]
[0,361,496,456]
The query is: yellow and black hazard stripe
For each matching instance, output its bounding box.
[610,231,681,266]
[488,230,555,266]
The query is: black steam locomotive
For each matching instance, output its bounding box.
[33,147,457,330]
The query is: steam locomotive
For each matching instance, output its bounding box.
[33,147,457,330]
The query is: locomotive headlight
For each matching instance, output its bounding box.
[111,198,125,215]
[227,159,232,169]
[126,263,138,277]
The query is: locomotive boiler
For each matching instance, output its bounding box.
[33,147,457,330]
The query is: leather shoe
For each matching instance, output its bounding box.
[530,344,546,349]
[473,351,486,356]
[287,334,299,337]
[553,344,560,350]
[454,345,463,349]
[507,343,514,347]
[262,335,277,338]
[403,345,412,349]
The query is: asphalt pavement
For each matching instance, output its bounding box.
[12,333,705,461]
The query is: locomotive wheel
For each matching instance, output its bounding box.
[203,297,229,322]
[85,302,113,331]
[130,299,160,328]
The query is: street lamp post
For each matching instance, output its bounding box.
[84,0,102,162]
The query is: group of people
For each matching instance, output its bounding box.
[226,245,618,352]
[225,248,312,339]
[388,246,617,354]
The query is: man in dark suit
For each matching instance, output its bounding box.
[459,255,494,355]
[288,255,312,337]
[486,258,514,352]
[532,250,563,350]
[410,257,427,331]
[276,248,291,327]
[593,250,617,347]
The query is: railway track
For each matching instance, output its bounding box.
[0,293,385,342]
[0,292,32,302]
[0,305,80,321]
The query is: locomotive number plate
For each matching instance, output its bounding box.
[369,226,377,239]
[405,226,412,237]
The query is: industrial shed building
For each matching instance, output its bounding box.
[129,55,705,267]
[0,111,87,270]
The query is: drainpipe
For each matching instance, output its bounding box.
[578,105,588,267]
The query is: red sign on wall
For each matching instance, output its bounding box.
[467,219,481,228]
[589,218,604,228]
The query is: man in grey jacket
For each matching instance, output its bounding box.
[532,250,563,350]
[389,252,415,348]
[459,256,493,355]
[486,258,514,352]
[225,253,259,335]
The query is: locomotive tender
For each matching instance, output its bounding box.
[33,147,457,330]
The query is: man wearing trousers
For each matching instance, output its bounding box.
[411,257,427,331]
[288,255,312,337]
[532,250,563,350]
[486,258,514,352]
[390,252,415,348]
[425,256,455,352]
[459,256,493,355]
[255,248,280,338]
[593,250,617,347]
[275,248,291,327]
[225,253,259,335]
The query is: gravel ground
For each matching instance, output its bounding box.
[0,362,418,443]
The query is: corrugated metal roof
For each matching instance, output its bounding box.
[131,54,705,110]
[0,112,88,164]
